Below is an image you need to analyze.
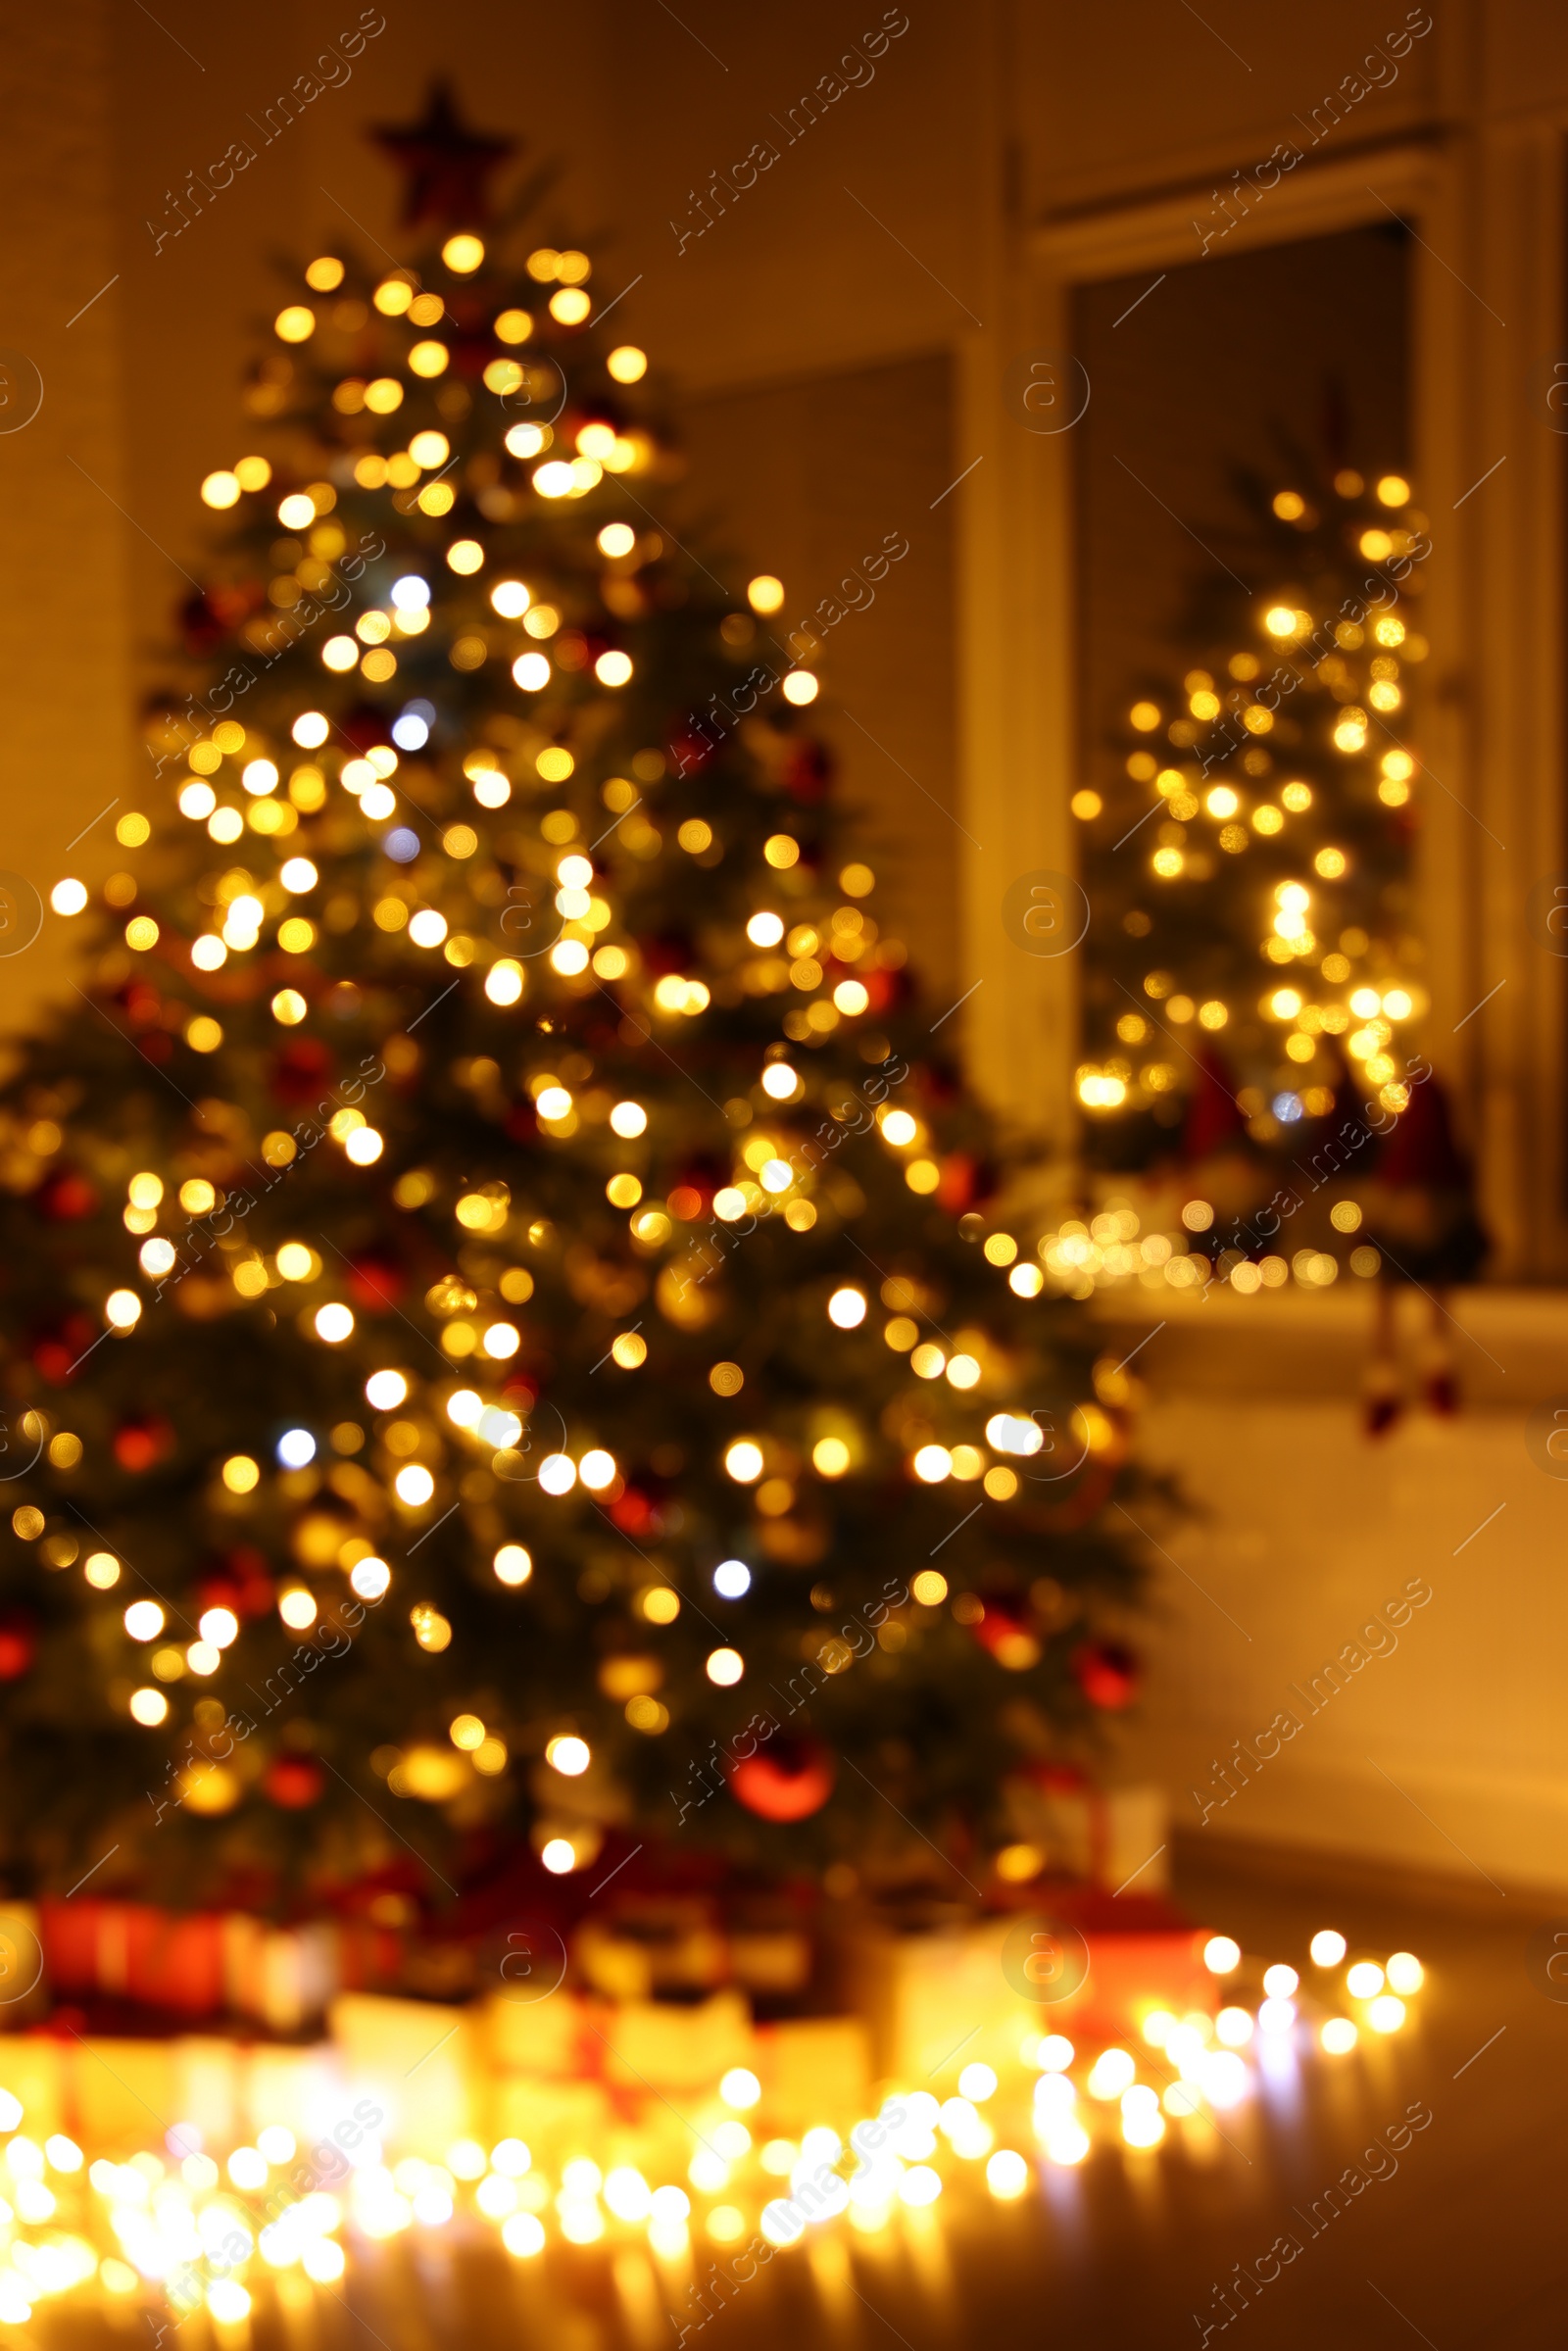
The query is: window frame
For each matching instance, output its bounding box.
[955,132,1568,1277]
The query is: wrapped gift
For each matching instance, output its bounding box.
[753,2016,870,2129]
[220,1914,266,2019]
[0,1904,47,2027]
[68,2036,176,2151]
[329,1993,476,2156]
[483,1987,662,2147]
[0,2034,66,2138]
[484,1984,594,2080]
[41,1902,230,2019]
[334,1918,405,1998]
[222,1915,350,2031]
[1004,1767,1170,1893]
[38,1902,364,2031]
[729,1931,811,1996]
[845,1915,1038,2083]
[574,1923,659,2002]
[1057,1924,1214,2039]
[488,2075,616,2147]
[575,1899,728,2001]
[574,1898,813,2004]
[143,1912,226,2016]
[243,2041,346,2143]
[171,2036,242,2149]
[36,1898,102,2000]
[260,1925,340,2033]
[599,1990,754,2097]
[995,1884,1218,2041]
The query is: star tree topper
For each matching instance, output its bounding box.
[371,81,515,227]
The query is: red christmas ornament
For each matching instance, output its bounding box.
[121,983,162,1028]
[675,1152,727,1203]
[1072,1641,1140,1710]
[336,705,397,755]
[608,1486,662,1539]
[114,1417,174,1474]
[728,1737,836,1822]
[638,932,694,978]
[781,737,831,803]
[270,1039,332,1103]
[855,965,897,1016]
[937,1152,986,1215]
[214,1550,275,1618]
[348,1254,406,1311]
[179,581,263,658]
[31,1311,96,1385]
[0,1616,35,1680]
[264,1756,324,1810]
[971,1600,1043,1672]
[34,1170,97,1222]
[667,726,717,777]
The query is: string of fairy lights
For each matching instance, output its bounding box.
[24,266,1421,1856]
[15,224,1140,1873]
[0,1928,1422,2322]
[25,241,850,1804]
[0,208,1438,2334]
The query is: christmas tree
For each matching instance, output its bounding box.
[1073,464,1432,1274]
[0,96,1142,1912]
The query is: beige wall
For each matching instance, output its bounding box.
[1102,1286,1568,1895]
[1019,0,1444,214]
[0,0,131,1028]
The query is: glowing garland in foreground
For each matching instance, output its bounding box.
[0,1931,1423,2325]
[1029,1201,1378,1301]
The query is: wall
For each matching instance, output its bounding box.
[0,0,132,1032]
[1101,1286,1568,1894]
[1018,0,1445,220]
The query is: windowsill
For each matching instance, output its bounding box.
[1087,1283,1568,1403]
